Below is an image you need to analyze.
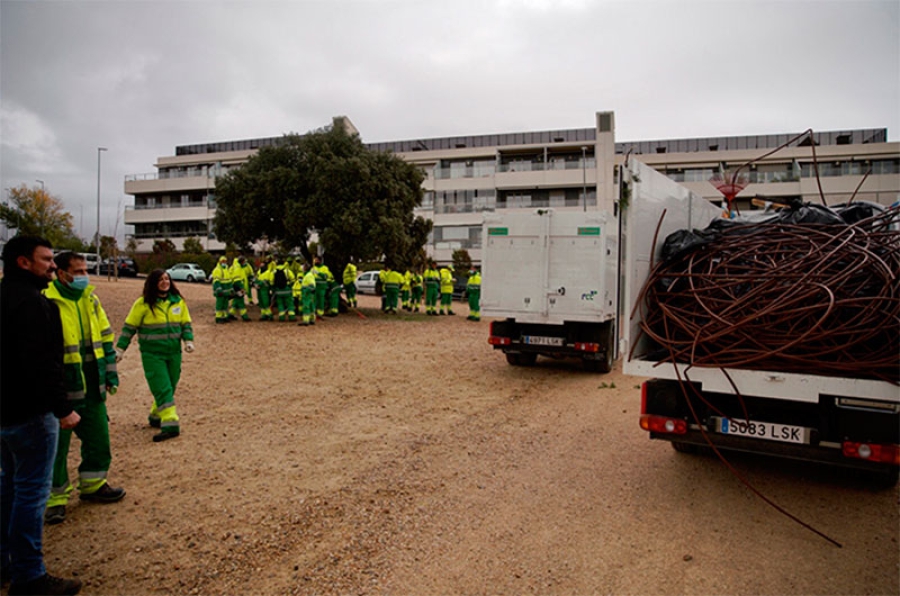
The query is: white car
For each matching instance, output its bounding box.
[166,263,207,283]
[355,270,381,294]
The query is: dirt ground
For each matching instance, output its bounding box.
[14,276,899,595]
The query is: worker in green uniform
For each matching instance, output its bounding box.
[116,270,194,442]
[466,266,482,321]
[229,257,251,322]
[295,262,318,326]
[43,252,125,525]
[271,258,296,321]
[423,261,440,315]
[342,261,358,308]
[240,256,256,305]
[255,258,274,321]
[314,258,332,318]
[209,256,234,323]
[439,264,456,316]
[400,269,412,311]
[383,265,404,314]
[409,268,423,313]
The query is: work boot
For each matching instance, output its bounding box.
[80,483,126,503]
[448,310,456,316]
[153,430,180,443]
[148,416,161,428]
[8,573,82,595]
[44,506,66,525]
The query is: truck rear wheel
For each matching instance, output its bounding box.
[506,352,537,366]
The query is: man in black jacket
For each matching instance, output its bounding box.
[1,236,83,595]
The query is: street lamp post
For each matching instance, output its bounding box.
[581,146,588,212]
[35,180,45,234]
[96,147,107,274]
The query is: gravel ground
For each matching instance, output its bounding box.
[14,276,899,595]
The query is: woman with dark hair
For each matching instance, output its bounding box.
[115,270,194,442]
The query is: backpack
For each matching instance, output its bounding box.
[274,268,288,290]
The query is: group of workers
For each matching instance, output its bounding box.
[208,255,482,324]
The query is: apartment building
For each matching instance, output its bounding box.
[124,112,900,263]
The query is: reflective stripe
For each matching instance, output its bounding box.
[106,362,117,373]
[67,390,85,401]
[157,399,175,411]
[64,344,80,354]
[161,420,179,429]
[141,323,178,330]
[138,333,183,341]
[79,471,108,480]
[50,484,72,496]
[99,326,113,336]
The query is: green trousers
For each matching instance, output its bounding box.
[411,286,422,311]
[301,288,316,325]
[425,283,439,314]
[142,351,182,435]
[274,289,295,320]
[344,282,357,307]
[440,291,453,314]
[48,396,112,507]
[468,288,481,320]
[315,283,327,316]
[385,285,399,312]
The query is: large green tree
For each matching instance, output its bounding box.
[1,184,84,250]
[213,124,431,271]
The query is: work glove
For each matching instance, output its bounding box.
[115,348,125,363]
[184,342,195,353]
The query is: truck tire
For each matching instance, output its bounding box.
[506,352,537,366]
[670,441,699,454]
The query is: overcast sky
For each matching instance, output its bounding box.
[1,0,898,241]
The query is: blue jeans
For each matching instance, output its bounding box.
[0,412,59,584]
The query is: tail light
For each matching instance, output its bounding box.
[842,441,900,465]
[488,321,511,346]
[640,414,687,435]
[574,342,599,352]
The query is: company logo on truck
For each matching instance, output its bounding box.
[581,290,598,301]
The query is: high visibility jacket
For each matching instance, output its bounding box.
[316,265,334,286]
[44,281,117,401]
[342,263,357,285]
[401,271,412,292]
[293,270,317,297]
[467,271,482,291]
[210,263,235,296]
[240,262,255,283]
[256,264,273,287]
[289,261,304,278]
[383,270,404,290]
[410,272,423,288]
[439,268,455,293]
[117,294,193,356]
[231,258,249,289]
[423,268,440,287]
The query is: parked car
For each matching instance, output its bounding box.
[452,277,468,301]
[166,262,207,283]
[355,270,381,295]
[98,256,138,277]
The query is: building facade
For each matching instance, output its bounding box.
[124,112,900,263]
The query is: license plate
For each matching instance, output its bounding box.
[523,335,564,347]
[716,417,809,445]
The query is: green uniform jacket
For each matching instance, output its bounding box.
[117,294,194,356]
[44,281,118,401]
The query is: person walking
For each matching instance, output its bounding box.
[423,261,440,316]
[342,260,358,308]
[1,235,83,596]
[439,264,456,316]
[43,252,125,526]
[210,256,234,324]
[466,265,482,321]
[115,270,194,443]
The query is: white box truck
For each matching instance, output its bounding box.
[621,159,900,483]
[483,209,619,372]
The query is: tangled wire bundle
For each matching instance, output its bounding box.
[635,209,900,384]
